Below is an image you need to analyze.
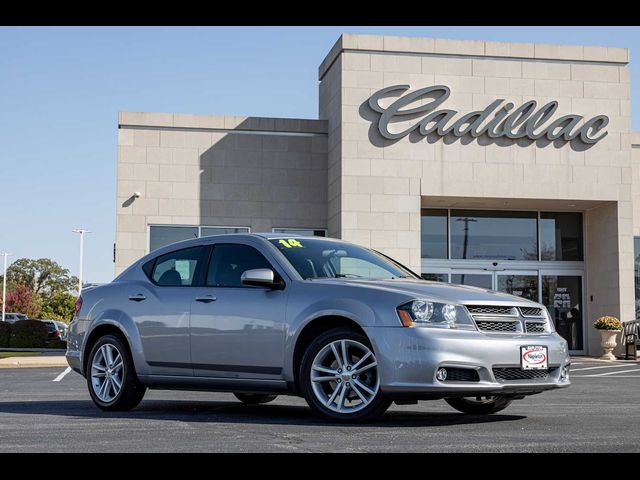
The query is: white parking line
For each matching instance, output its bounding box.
[53,367,71,382]
[578,368,640,377]
[571,364,633,372]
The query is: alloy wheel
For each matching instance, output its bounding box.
[90,343,124,403]
[310,339,380,414]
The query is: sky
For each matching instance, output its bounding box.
[0,26,638,284]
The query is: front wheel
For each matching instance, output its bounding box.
[445,395,513,414]
[86,334,146,411]
[234,393,277,404]
[300,328,391,422]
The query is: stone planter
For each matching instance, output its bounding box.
[598,329,621,360]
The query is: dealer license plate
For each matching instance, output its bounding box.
[520,345,548,370]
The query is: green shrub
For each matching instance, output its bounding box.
[0,322,10,347]
[9,320,48,348]
[46,339,67,349]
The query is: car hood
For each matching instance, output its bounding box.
[308,277,542,306]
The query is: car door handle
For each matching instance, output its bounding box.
[128,294,146,302]
[195,295,217,303]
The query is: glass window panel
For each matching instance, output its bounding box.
[540,212,583,261]
[200,227,250,237]
[496,274,538,301]
[421,209,448,259]
[149,226,198,252]
[272,228,326,237]
[451,273,493,290]
[207,244,273,287]
[152,247,205,286]
[421,273,448,282]
[450,210,537,260]
[542,275,583,351]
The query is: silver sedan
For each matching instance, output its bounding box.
[66,234,570,422]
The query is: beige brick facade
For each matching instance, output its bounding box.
[116,113,328,274]
[317,34,633,355]
[116,34,637,356]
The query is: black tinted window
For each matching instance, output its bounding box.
[540,212,583,261]
[151,247,205,286]
[450,210,538,260]
[207,244,273,287]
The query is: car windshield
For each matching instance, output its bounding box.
[269,238,417,280]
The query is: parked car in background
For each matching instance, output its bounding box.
[3,313,29,324]
[67,234,570,422]
[54,321,69,341]
[40,320,66,341]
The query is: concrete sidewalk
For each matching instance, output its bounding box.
[0,355,69,369]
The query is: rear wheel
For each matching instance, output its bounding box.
[445,395,512,414]
[234,393,277,404]
[300,328,391,422]
[86,334,146,411]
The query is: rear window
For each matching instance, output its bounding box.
[151,246,205,286]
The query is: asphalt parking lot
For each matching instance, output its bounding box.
[1,359,639,452]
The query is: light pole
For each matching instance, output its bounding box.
[1,253,11,322]
[72,229,91,296]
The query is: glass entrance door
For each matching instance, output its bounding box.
[541,274,584,352]
[495,271,539,302]
[449,269,539,301]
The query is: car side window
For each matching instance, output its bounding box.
[207,244,273,287]
[151,246,205,286]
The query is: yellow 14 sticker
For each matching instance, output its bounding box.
[279,239,303,248]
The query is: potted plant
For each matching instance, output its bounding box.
[593,316,623,360]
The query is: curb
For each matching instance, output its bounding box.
[0,348,66,353]
[0,357,69,369]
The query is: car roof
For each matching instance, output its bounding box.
[114,233,354,281]
[145,233,346,256]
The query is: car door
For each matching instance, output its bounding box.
[128,245,207,376]
[189,241,288,379]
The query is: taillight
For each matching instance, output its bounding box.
[53,330,60,338]
[75,296,83,316]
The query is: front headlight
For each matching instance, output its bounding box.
[397,300,476,330]
[543,306,556,333]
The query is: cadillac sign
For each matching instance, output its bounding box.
[368,85,609,144]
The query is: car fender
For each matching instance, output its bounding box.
[84,309,150,377]
[283,296,381,381]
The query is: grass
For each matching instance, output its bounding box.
[0,352,43,358]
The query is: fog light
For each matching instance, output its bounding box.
[560,365,570,380]
[436,368,447,381]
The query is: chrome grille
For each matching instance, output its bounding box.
[493,367,556,381]
[519,307,543,317]
[475,321,518,332]
[466,305,516,316]
[525,322,546,333]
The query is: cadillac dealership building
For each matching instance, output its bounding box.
[115,34,639,356]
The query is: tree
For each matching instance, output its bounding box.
[3,284,39,318]
[39,291,77,323]
[3,258,78,295]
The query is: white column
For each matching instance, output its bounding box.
[72,230,91,296]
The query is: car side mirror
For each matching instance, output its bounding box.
[241,268,283,289]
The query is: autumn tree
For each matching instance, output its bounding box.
[3,285,39,318]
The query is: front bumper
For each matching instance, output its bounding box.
[364,326,571,398]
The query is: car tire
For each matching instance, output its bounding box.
[299,327,392,423]
[445,396,513,414]
[86,334,146,411]
[233,393,278,404]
